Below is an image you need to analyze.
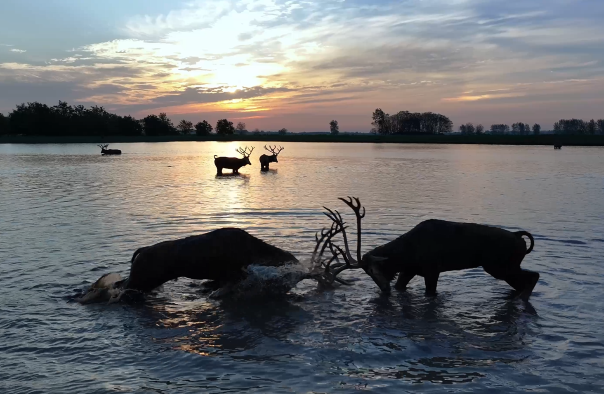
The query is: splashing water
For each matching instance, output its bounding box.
[231,260,313,298]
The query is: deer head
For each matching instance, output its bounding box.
[264,145,284,162]
[310,196,366,287]
[236,146,255,165]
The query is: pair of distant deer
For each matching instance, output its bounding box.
[214,145,284,175]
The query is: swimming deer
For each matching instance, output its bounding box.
[98,144,122,155]
[259,145,284,171]
[315,198,540,300]
[214,146,254,175]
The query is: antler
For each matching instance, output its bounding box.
[97,144,109,149]
[310,196,366,287]
[236,146,254,157]
[265,145,285,155]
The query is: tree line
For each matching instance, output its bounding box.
[0,101,287,136]
[2,101,603,137]
[460,122,540,135]
[371,109,453,134]
[458,119,604,135]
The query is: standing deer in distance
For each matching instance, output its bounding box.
[259,145,284,171]
[214,146,255,175]
[98,144,122,155]
[314,197,540,301]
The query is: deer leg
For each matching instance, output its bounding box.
[395,271,415,291]
[424,271,440,296]
[504,269,540,301]
[216,167,222,175]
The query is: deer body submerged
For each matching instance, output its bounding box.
[361,219,539,299]
[78,228,299,304]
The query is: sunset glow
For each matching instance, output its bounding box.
[1,0,603,131]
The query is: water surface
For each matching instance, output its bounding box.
[1,142,603,393]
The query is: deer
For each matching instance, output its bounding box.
[214,146,254,175]
[259,145,284,171]
[77,228,299,304]
[312,198,540,301]
[98,144,122,155]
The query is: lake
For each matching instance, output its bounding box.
[1,142,603,393]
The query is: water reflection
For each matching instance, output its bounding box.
[1,142,603,393]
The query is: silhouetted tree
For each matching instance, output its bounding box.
[177,120,194,135]
[587,119,597,135]
[511,122,530,135]
[598,119,604,135]
[371,109,451,134]
[236,122,247,134]
[216,119,235,135]
[253,128,260,135]
[330,120,339,135]
[557,119,587,135]
[554,122,561,134]
[371,108,389,134]
[476,124,484,134]
[195,120,213,136]
[460,123,475,134]
[278,128,287,135]
[0,113,8,135]
[118,115,144,136]
[490,124,510,134]
[532,123,541,135]
[143,113,176,136]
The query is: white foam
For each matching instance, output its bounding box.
[231,261,312,297]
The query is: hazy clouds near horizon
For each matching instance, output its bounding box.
[1,0,603,131]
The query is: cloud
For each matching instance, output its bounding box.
[10,49,26,53]
[1,0,603,129]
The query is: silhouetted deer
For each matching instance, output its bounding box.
[98,144,121,155]
[314,198,540,300]
[259,145,284,171]
[77,228,300,304]
[214,146,254,175]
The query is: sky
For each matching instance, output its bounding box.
[0,0,603,132]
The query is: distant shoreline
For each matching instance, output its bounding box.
[2,134,604,146]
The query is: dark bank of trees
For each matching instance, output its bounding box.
[553,119,604,135]
[0,100,297,137]
[371,108,453,135]
[459,119,604,135]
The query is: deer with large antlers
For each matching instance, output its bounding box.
[309,196,366,287]
[259,145,284,171]
[214,146,255,175]
[314,197,540,300]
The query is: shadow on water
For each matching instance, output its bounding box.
[117,292,310,359]
[260,168,278,175]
